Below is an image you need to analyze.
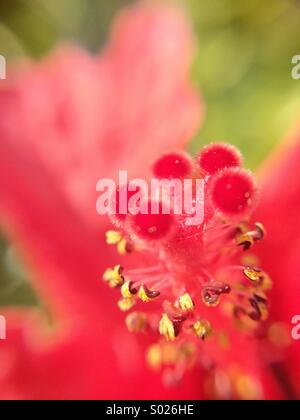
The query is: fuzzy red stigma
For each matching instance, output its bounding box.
[110,183,141,224]
[209,167,257,216]
[197,143,242,175]
[129,201,174,240]
[153,152,192,179]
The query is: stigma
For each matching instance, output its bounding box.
[102,142,271,389]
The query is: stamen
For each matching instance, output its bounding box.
[163,300,188,323]
[243,266,263,283]
[254,222,266,239]
[178,293,195,311]
[121,280,138,298]
[249,292,269,321]
[125,312,147,333]
[236,223,266,250]
[197,143,242,175]
[202,282,231,307]
[117,239,133,255]
[192,320,212,340]
[105,230,122,244]
[153,152,192,179]
[138,284,160,302]
[248,297,262,321]
[159,314,177,341]
[105,230,133,255]
[236,234,254,250]
[232,291,269,323]
[118,297,136,311]
[103,265,124,288]
[242,266,272,291]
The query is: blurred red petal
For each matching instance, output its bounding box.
[255,123,300,398]
[0,2,202,399]
[1,2,201,227]
[0,309,204,399]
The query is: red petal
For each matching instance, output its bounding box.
[0,309,204,399]
[255,124,300,397]
[0,3,203,399]
[1,2,201,228]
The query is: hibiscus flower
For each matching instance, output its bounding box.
[0,1,298,400]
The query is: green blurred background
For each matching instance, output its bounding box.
[0,0,300,306]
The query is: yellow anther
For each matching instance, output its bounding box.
[117,239,131,255]
[178,293,195,311]
[243,267,263,283]
[255,222,266,239]
[147,344,162,370]
[236,233,254,249]
[105,230,132,255]
[118,297,136,311]
[105,230,122,245]
[125,312,147,333]
[243,267,273,291]
[138,285,152,303]
[236,223,266,251]
[121,280,135,298]
[235,374,261,400]
[103,265,124,288]
[159,314,176,341]
[193,320,212,339]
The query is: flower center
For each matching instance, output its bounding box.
[102,142,271,389]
